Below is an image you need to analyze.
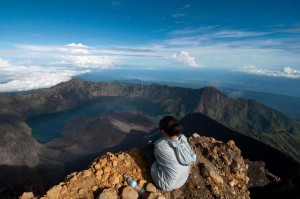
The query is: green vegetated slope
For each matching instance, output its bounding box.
[226,89,300,121]
[193,87,300,162]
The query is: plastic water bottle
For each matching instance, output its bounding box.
[126,177,145,196]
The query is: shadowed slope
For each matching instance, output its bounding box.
[179,113,299,179]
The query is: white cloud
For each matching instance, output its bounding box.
[283,66,294,75]
[168,27,268,40]
[237,65,300,79]
[49,60,68,65]
[0,58,89,92]
[62,55,114,68]
[169,26,218,36]
[0,58,10,68]
[6,23,299,72]
[63,43,89,54]
[211,30,267,38]
[275,24,300,33]
[16,43,115,68]
[164,37,199,46]
[65,43,88,48]
[173,51,201,67]
[160,27,299,69]
[60,43,114,68]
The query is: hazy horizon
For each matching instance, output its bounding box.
[75,68,300,97]
[1,0,299,95]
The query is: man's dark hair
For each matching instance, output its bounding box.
[159,116,182,137]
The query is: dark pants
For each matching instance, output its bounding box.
[144,141,156,168]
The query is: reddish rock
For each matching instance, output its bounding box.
[145,183,156,193]
[108,174,119,185]
[95,169,104,177]
[19,192,34,199]
[46,185,62,199]
[98,188,118,199]
[82,170,92,178]
[104,167,111,173]
[121,186,138,199]
[94,164,101,170]
[32,134,250,199]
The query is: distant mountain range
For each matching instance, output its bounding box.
[0,78,300,195]
[1,78,299,164]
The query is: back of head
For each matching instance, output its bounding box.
[159,116,182,137]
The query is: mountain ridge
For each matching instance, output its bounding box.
[1,78,299,166]
[1,78,300,198]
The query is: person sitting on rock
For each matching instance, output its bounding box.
[145,116,196,191]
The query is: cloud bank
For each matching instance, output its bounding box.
[61,43,114,68]
[237,66,300,79]
[172,51,201,67]
[16,43,115,68]
[1,27,299,92]
[0,58,89,92]
[0,58,10,68]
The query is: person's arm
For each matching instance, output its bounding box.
[175,135,196,165]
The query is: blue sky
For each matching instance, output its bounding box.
[0,0,300,91]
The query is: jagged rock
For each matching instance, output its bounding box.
[211,185,220,195]
[145,183,156,193]
[19,192,34,199]
[82,170,92,178]
[104,167,111,173]
[46,185,62,199]
[94,164,101,169]
[229,179,239,187]
[245,159,279,187]
[95,169,104,177]
[98,188,118,199]
[92,185,98,191]
[121,186,139,199]
[32,134,250,199]
[146,192,156,199]
[227,140,236,149]
[138,179,147,188]
[200,162,224,185]
[77,188,84,195]
[175,135,250,199]
[108,173,120,185]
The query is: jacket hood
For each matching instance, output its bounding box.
[168,135,196,166]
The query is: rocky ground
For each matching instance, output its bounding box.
[20,133,251,199]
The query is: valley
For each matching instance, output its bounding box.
[27,97,166,144]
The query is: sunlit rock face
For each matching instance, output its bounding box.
[31,134,251,199]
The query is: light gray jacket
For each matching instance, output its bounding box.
[151,134,196,191]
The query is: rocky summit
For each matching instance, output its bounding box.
[20,133,250,199]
